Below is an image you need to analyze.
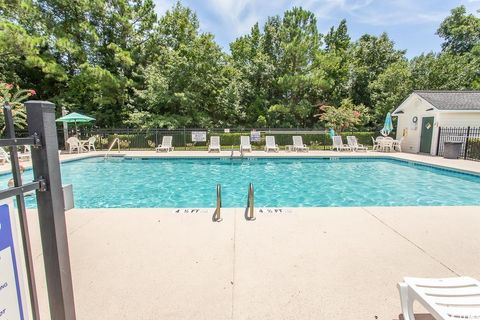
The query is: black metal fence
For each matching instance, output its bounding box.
[436,126,480,161]
[72,127,378,151]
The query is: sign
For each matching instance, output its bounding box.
[191,131,207,142]
[250,131,261,142]
[0,204,24,320]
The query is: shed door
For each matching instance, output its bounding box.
[420,117,434,153]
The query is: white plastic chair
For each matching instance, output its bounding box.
[331,136,351,151]
[393,137,404,152]
[66,137,82,154]
[347,136,367,152]
[240,136,252,152]
[292,136,309,152]
[208,136,221,152]
[87,136,96,151]
[380,137,394,152]
[156,136,174,152]
[398,276,480,320]
[265,136,279,153]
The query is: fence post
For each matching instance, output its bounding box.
[436,127,442,156]
[25,101,77,320]
[464,126,471,160]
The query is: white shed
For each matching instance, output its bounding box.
[392,91,480,155]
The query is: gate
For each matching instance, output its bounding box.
[0,101,76,319]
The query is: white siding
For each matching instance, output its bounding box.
[437,113,480,128]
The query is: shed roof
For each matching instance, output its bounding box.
[413,90,480,111]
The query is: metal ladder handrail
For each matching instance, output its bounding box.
[247,182,255,220]
[104,137,120,159]
[214,184,222,222]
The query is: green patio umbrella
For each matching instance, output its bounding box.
[56,112,95,134]
[380,112,393,137]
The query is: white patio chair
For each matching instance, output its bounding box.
[0,147,11,164]
[240,136,252,153]
[87,136,96,151]
[347,136,367,152]
[331,136,351,151]
[398,276,480,320]
[265,136,279,153]
[208,136,221,152]
[66,137,82,154]
[393,137,404,152]
[156,136,174,152]
[292,136,309,152]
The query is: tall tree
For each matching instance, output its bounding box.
[437,6,480,54]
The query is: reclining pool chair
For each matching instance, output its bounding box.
[398,276,480,320]
[156,136,174,152]
[208,136,221,152]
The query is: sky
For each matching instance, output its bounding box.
[153,0,480,58]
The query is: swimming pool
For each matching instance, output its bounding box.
[3,156,480,208]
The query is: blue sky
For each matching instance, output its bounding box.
[154,0,480,58]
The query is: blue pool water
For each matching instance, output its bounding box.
[2,156,480,208]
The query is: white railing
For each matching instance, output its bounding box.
[104,138,120,159]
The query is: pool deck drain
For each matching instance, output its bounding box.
[26,206,480,320]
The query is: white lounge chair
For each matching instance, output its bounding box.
[332,136,351,151]
[208,136,221,152]
[347,136,367,151]
[292,136,309,152]
[398,276,480,320]
[240,136,252,153]
[0,147,11,164]
[66,137,83,154]
[265,136,279,153]
[86,136,96,151]
[156,136,174,152]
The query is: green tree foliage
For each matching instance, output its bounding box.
[0,2,479,130]
[437,6,480,54]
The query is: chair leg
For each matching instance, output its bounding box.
[398,282,415,320]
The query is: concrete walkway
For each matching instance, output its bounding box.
[27,206,480,320]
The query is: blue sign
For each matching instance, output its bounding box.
[0,204,24,319]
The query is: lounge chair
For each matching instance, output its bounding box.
[347,136,367,151]
[292,136,309,152]
[86,136,96,151]
[240,136,252,153]
[156,136,174,152]
[66,137,83,154]
[265,136,279,153]
[398,276,480,320]
[0,147,11,164]
[331,136,351,151]
[208,136,221,152]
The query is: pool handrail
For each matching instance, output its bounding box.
[104,138,120,159]
[214,184,222,222]
[247,182,255,220]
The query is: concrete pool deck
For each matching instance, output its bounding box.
[4,150,480,319]
[27,206,480,320]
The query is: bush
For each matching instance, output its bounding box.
[467,138,480,160]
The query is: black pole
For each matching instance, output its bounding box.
[26,101,77,320]
[464,126,471,160]
[436,127,442,156]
